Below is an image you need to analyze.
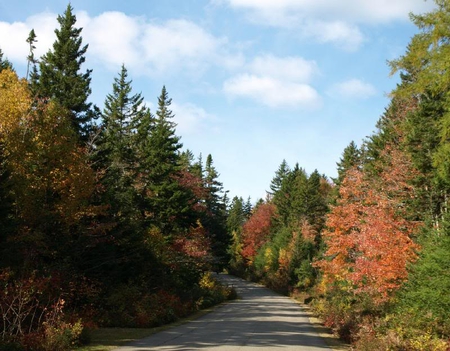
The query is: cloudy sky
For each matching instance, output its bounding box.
[0,0,436,201]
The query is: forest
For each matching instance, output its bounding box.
[1,1,450,350]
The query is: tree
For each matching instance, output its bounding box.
[26,29,38,81]
[268,159,290,196]
[141,86,193,235]
[0,69,100,272]
[0,48,13,72]
[35,4,97,140]
[241,202,276,262]
[317,147,420,304]
[203,154,229,266]
[334,141,361,186]
[96,65,150,220]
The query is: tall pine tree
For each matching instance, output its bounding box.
[142,86,193,235]
[35,4,97,140]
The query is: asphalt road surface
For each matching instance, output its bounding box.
[112,274,333,350]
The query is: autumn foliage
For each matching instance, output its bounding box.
[241,203,276,261]
[317,147,420,303]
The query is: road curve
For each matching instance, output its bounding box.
[112,274,333,350]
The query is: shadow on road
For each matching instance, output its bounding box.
[114,274,333,350]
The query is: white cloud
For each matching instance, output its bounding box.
[0,12,57,64]
[301,20,363,52]
[0,10,240,77]
[224,74,321,108]
[330,78,377,99]
[223,54,321,108]
[248,54,318,82]
[220,0,434,24]
[172,102,216,135]
[216,0,435,50]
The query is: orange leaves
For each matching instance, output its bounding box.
[317,147,421,304]
[241,202,276,261]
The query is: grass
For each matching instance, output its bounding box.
[76,328,157,351]
[75,301,231,351]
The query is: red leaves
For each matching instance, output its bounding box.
[241,203,276,261]
[317,147,421,303]
[172,222,211,259]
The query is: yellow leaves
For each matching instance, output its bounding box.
[0,69,30,140]
[0,69,99,230]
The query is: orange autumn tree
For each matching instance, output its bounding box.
[241,202,276,263]
[316,146,421,304]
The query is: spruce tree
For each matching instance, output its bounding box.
[269,159,290,196]
[36,4,96,140]
[143,86,193,235]
[334,141,361,186]
[26,29,38,81]
[0,48,13,72]
[203,154,229,266]
[97,64,148,220]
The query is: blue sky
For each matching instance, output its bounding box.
[0,0,436,202]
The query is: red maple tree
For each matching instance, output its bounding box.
[316,146,421,303]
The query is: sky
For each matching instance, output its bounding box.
[0,0,437,202]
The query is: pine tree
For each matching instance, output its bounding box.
[203,154,229,267]
[0,48,13,72]
[36,4,97,140]
[334,141,361,186]
[268,159,290,196]
[26,29,38,81]
[97,64,149,220]
[142,86,193,235]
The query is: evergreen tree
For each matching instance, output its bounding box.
[334,141,361,186]
[143,86,193,235]
[227,196,246,273]
[36,4,97,140]
[97,64,149,220]
[268,159,290,196]
[227,196,245,233]
[203,154,229,266]
[0,48,13,72]
[26,29,38,81]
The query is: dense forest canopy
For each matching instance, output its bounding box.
[1,1,450,350]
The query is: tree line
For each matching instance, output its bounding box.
[0,4,233,350]
[226,1,450,350]
[3,1,450,351]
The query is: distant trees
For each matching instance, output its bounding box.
[228,160,331,293]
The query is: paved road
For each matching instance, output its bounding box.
[113,274,333,350]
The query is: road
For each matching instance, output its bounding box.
[112,274,333,350]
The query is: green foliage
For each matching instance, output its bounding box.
[394,223,450,337]
[0,48,13,72]
[0,6,231,350]
[35,4,97,140]
[334,141,360,187]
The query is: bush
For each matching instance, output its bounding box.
[0,270,85,350]
[196,272,237,309]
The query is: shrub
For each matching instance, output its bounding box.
[0,270,85,350]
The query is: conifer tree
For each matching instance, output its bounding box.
[334,141,361,186]
[35,4,97,140]
[143,86,193,235]
[269,159,290,196]
[203,154,229,266]
[26,29,38,81]
[97,64,149,220]
[0,48,13,72]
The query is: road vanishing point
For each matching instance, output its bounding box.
[113,274,334,350]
